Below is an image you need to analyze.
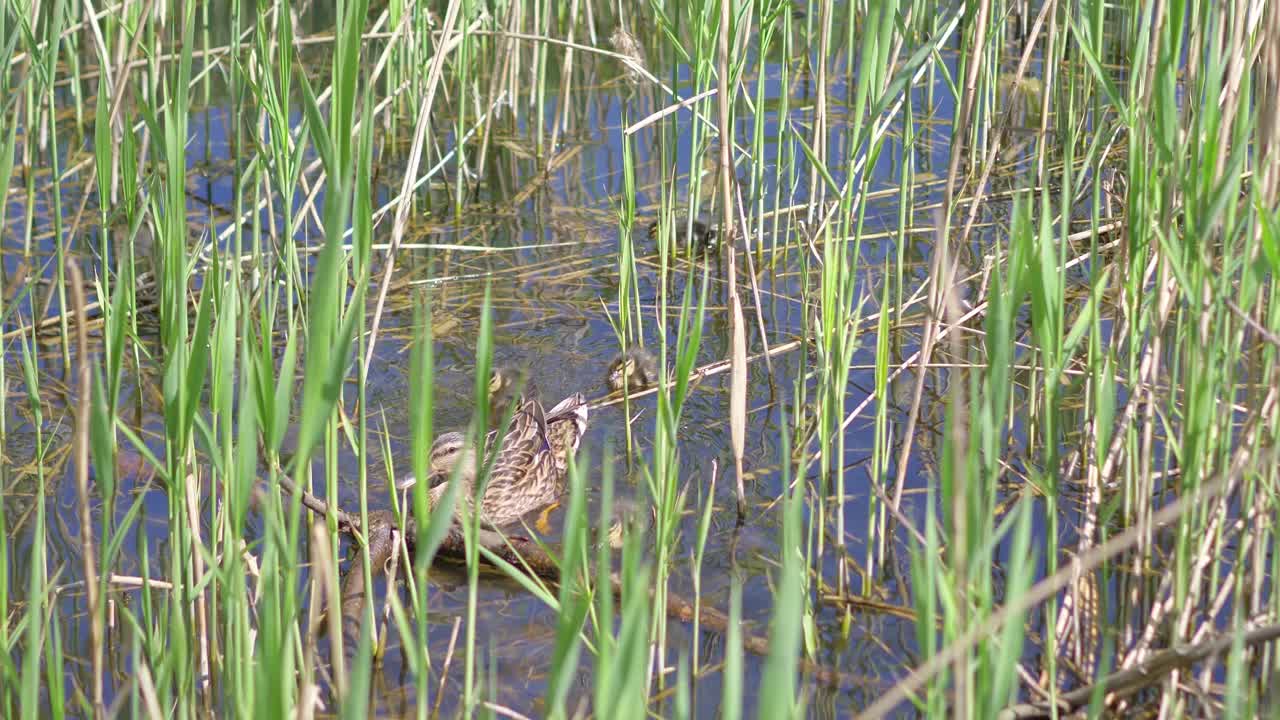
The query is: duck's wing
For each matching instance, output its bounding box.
[544,393,588,474]
[465,398,554,527]
[529,396,550,452]
[485,398,546,491]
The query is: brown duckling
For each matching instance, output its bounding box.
[646,217,720,253]
[487,365,523,419]
[607,347,659,393]
[601,496,655,550]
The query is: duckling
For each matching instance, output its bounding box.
[487,365,521,419]
[607,347,659,393]
[488,365,549,443]
[646,217,720,254]
[397,393,588,529]
[602,497,654,550]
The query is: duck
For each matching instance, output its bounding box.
[397,393,588,529]
[607,347,659,393]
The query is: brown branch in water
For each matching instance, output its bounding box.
[274,471,358,532]
[273,475,867,690]
[998,623,1280,720]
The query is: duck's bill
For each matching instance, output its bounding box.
[397,472,448,491]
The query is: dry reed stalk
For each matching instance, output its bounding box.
[1002,623,1280,720]
[950,0,992,203]
[181,463,213,710]
[1259,1,1280,206]
[885,0,993,526]
[547,0,581,153]
[433,617,462,717]
[1049,424,1101,685]
[1125,385,1280,673]
[937,245,972,717]
[364,0,467,378]
[310,519,345,694]
[957,0,1056,249]
[67,260,105,720]
[624,89,716,135]
[54,574,175,592]
[471,4,516,183]
[716,0,747,521]
[890,210,949,513]
[136,662,164,719]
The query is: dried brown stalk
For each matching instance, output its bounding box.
[68,260,105,720]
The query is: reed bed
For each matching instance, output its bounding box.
[3,0,1280,717]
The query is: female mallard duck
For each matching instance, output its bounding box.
[397,393,588,529]
[607,347,659,393]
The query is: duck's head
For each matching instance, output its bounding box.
[395,431,477,490]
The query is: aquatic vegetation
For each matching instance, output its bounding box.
[3,0,1279,717]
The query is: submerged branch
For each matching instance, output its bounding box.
[270,472,867,690]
